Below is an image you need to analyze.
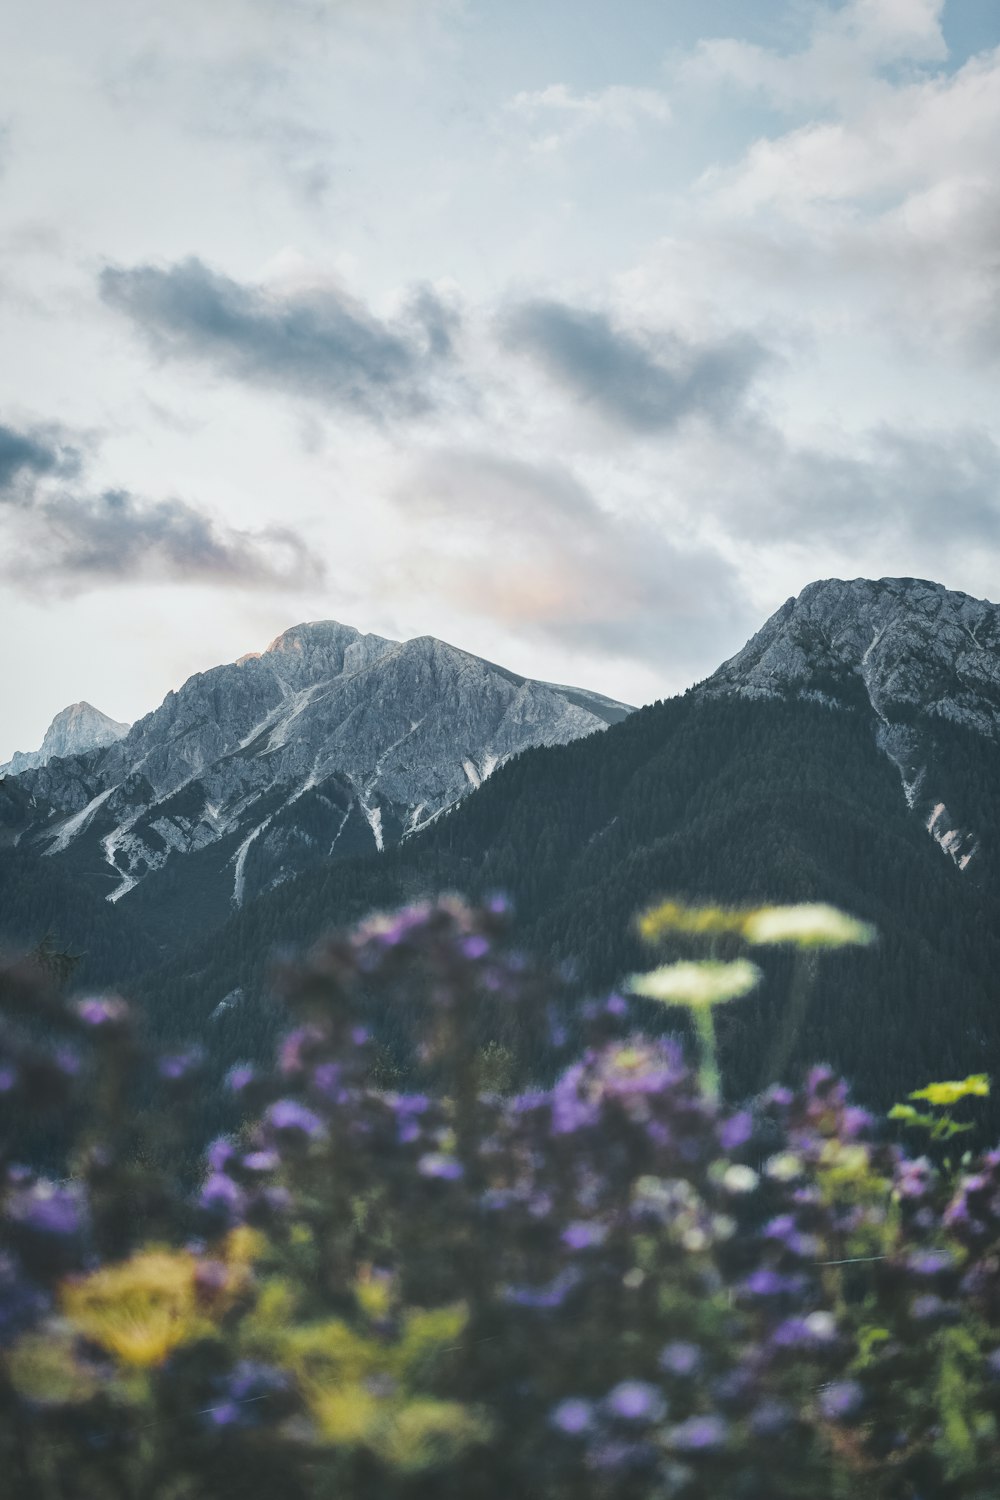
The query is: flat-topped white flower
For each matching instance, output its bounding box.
[742,903,875,950]
[627,959,761,1009]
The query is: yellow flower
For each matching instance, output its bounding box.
[627,959,761,1009]
[62,1249,211,1368]
[637,900,753,944]
[909,1075,990,1107]
[742,903,875,949]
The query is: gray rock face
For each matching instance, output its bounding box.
[699,576,1000,870]
[1,702,130,776]
[10,621,632,908]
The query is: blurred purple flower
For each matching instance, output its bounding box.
[659,1341,702,1378]
[550,1398,594,1435]
[265,1099,325,1142]
[605,1381,667,1424]
[818,1381,864,1423]
[668,1414,728,1452]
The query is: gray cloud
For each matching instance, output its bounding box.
[100,257,460,418]
[398,448,752,674]
[0,419,322,593]
[719,422,1000,552]
[0,422,81,493]
[503,299,769,433]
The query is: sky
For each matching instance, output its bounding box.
[1,0,999,757]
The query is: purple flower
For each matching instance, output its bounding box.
[763,1214,820,1260]
[76,996,129,1029]
[5,1183,86,1274]
[905,1249,955,1279]
[659,1342,702,1378]
[771,1312,838,1350]
[461,935,490,961]
[742,1268,809,1299]
[503,1268,581,1309]
[605,994,628,1016]
[207,1137,237,1174]
[199,1174,247,1226]
[719,1110,753,1150]
[158,1048,203,1082]
[562,1221,608,1251]
[751,1399,793,1437]
[550,1398,594,1435]
[225,1064,256,1094]
[0,1064,16,1093]
[605,1381,667,1424]
[910,1293,958,1324]
[204,1362,292,1429]
[818,1381,864,1423]
[265,1099,325,1142]
[894,1156,933,1201]
[280,1026,325,1077]
[668,1414,728,1452]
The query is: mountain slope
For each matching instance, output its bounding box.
[6,621,632,938]
[1,702,130,776]
[133,578,1000,1129]
[701,576,1000,872]
[139,693,1000,1126]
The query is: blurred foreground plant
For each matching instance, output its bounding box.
[0,900,998,1499]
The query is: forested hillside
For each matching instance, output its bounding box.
[132,694,1000,1125]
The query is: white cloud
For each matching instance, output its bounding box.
[505,83,671,153]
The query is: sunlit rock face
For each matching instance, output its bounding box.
[1,702,130,777]
[8,621,633,909]
[700,577,1000,870]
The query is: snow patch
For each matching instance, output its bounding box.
[44,786,117,854]
[462,758,481,790]
[361,802,384,852]
[232,817,273,906]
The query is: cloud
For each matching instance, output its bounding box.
[672,417,1000,571]
[505,83,671,153]
[681,0,947,109]
[0,420,322,594]
[0,422,81,493]
[502,300,769,433]
[394,449,750,672]
[100,257,460,418]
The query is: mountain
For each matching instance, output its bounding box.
[128,578,1000,1133]
[700,576,1000,872]
[3,620,632,939]
[1,702,130,776]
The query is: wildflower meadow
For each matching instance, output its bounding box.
[0,897,999,1499]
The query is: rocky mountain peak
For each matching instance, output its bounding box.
[1,701,130,777]
[701,576,1000,874]
[703,576,1000,736]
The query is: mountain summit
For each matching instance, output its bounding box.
[701,577,1000,870]
[1,702,130,777]
[702,577,1000,736]
[7,621,632,921]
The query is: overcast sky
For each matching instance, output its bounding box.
[1,0,998,757]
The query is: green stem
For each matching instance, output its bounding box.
[694,1004,721,1103]
[760,949,818,1092]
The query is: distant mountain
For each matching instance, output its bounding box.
[699,576,1000,872]
[4,621,632,935]
[1,702,129,776]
